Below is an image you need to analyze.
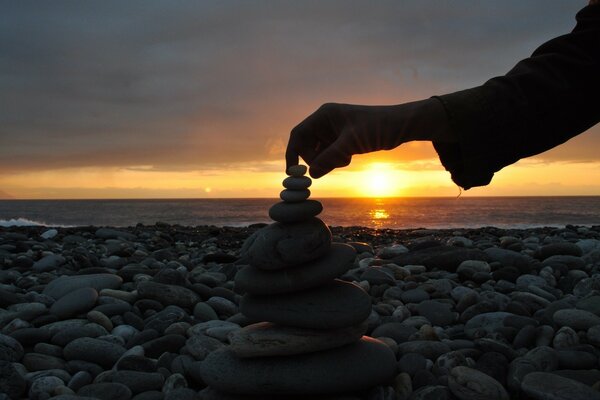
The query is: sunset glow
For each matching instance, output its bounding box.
[1,2,598,200]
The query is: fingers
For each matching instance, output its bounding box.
[309,137,352,178]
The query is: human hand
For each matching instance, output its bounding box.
[285,98,452,178]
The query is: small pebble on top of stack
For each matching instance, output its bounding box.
[200,165,396,398]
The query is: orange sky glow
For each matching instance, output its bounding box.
[2,1,598,200]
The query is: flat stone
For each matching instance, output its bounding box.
[521,372,600,400]
[448,366,509,400]
[286,165,307,177]
[269,200,323,223]
[280,189,310,202]
[235,243,356,295]
[63,337,126,369]
[200,337,396,395]
[282,176,311,189]
[240,279,371,329]
[241,218,332,270]
[43,274,123,300]
[50,287,98,319]
[229,321,368,357]
[553,308,600,330]
[136,281,199,309]
[371,323,417,343]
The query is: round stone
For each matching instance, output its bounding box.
[240,279,371,330]
[449,366,509,400]
[63,337,126,369]
[553,308,600,330]
[280,189,310,203]
[286,164,307,177]
[43,274,123,300]
[521,372,600,400]
[200,337,396,395]
[228,321,368,358]
[241,218,331,270]
[282,176,311,189]
[235,243,356,295]
[268,200,323,223]
[50,287,98,319]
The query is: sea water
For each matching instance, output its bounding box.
[1,197,599,229]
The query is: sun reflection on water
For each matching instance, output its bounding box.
[369,199,390,228]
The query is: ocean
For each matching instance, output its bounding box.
[1,197,599,229]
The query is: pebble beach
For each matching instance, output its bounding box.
[2,222,600,399]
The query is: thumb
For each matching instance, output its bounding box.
[309,139,352,179]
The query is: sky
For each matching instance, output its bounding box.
[1,0,599,199]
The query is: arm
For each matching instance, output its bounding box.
[433,3,600,189]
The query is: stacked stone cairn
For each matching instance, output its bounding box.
[200,165,396,398]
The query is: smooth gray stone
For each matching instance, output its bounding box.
[200,337,396,395]
[521,372,600,400]
[64,337,126,369]
[464,312,515,338]
[43,274,123,300]
[0,333,24,362]
[241,218,331,270]
[282,176,311,189]
[33,254,66,272]
[240,279,371,329]
[286,165,307,177]
[136,281,199,309]
[22,353,67,371]
[78,382,132,400]
[553,309,600,330]
[228,321,368,358]
[396,341,451,360]
[448,366,509,400]
[235,243,356,295]
[50,287,98,319]
[280,189,310,202]
[269,200,323,223]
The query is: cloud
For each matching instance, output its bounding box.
[1,0,595,175]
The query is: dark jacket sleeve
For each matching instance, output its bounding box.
[432,4,600,190]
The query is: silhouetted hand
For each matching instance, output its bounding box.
[286,98,454,178]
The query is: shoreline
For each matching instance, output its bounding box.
[1,223,600,398]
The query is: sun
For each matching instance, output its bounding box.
[361,163,399,197]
